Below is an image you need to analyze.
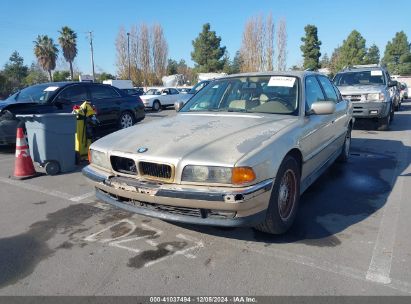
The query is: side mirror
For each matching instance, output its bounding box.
[174,101,184,112]
[309,101,336,115]
[389,80,398,87]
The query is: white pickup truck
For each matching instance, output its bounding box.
[140,87,181,111]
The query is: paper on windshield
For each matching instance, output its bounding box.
[268,76,296,87]
[44,86,59,92]
[370,70,383,76]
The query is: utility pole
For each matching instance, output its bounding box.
[88,31,96,82]
[127,32,131,80]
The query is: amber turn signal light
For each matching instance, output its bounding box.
[88,149,91,163]
[232,167,256,185]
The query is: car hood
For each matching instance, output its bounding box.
[0,99,35,111]
[92,112,298,166]
[337,84,386,95]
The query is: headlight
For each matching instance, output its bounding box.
[181,165,255,185]
[366,93,385,101]
[89,149,110,169]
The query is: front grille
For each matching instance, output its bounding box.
[343,94,362,102]
[139,161,173,180]
[110,156,137,175]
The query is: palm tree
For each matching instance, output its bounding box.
[58,26,77,80]
[33,35,59,81]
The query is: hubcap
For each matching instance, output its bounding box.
[121,114,133,128]
[153,102,160,111]
[278,169,297,220]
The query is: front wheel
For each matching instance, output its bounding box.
[255,155,300,234]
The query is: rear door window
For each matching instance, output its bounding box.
[90,86,120,99]
[58,85,88,102]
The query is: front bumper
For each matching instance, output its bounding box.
[82,165,272,227]
[351,101,389,118]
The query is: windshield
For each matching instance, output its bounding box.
[145,89,161,95]
[188,81,209,94]
[6,84,60,103]
[334,70,386,86]
[181,75,299,115]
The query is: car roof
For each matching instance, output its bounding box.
[219,71,320,79]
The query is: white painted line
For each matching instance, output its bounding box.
[69,191,95,202]
[0,176,73,200]
[146,239,158,247]
[84,219,137,243]
[365,139,410,284]
[92,202,111,210]
[144,234,204,268]
[141,223,163,236]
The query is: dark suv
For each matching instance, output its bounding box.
[0,82,145,145]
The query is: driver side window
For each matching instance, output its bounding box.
[305,76,325,111]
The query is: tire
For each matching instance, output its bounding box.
[337,124,351,163]
[118,111,135,129]
[377,115,390,131]
[152,100,161,112]
[45,161,60,175]
[255,155,300,234]
[390,105,395,122]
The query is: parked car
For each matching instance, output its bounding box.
[400,82,408,100]
[122,88,144,97]
[333,65,397,130]
[140,87,181,111]
[177,87,192,94]
[0,82,145,145]
[175,80,211,105]
[83,71,353,235]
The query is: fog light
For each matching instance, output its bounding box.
[370,110,378,114]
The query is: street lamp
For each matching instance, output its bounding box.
[127,32,131,80]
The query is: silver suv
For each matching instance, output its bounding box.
[333,65,397,130]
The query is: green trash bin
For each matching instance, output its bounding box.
[17,113,76,175]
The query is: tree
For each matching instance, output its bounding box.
[300,24,321,70]
[329,46,343,75]
[98,72,116,82]
[338,30,367,67]
[382,31,411,75]
[24,62,48,86]
[33,35,59,81]
[166,59,178,75]
[3,51,28,92]
[320,53,330,68]
[276,18,287,71]
[240,14,277,72]
[58,26,77,80]
[151,24,168,80]
[53,70,70,82]
[364,44,380,64]
[191,23,226,72]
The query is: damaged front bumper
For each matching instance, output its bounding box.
[82,165,273,227]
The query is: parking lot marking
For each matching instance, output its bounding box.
[69,191,95,202]
[366,162,408,284]
[0,176,96,204]
[0,176,73,200]
[84,219,138,243]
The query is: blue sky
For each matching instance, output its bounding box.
[1,0,410,75]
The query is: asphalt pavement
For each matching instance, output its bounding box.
[1,105,411,296]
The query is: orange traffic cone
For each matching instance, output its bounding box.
[13,124,37,179]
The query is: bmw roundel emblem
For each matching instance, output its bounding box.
[137,147,148,153]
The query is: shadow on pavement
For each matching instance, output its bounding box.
[174,137,410,247]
